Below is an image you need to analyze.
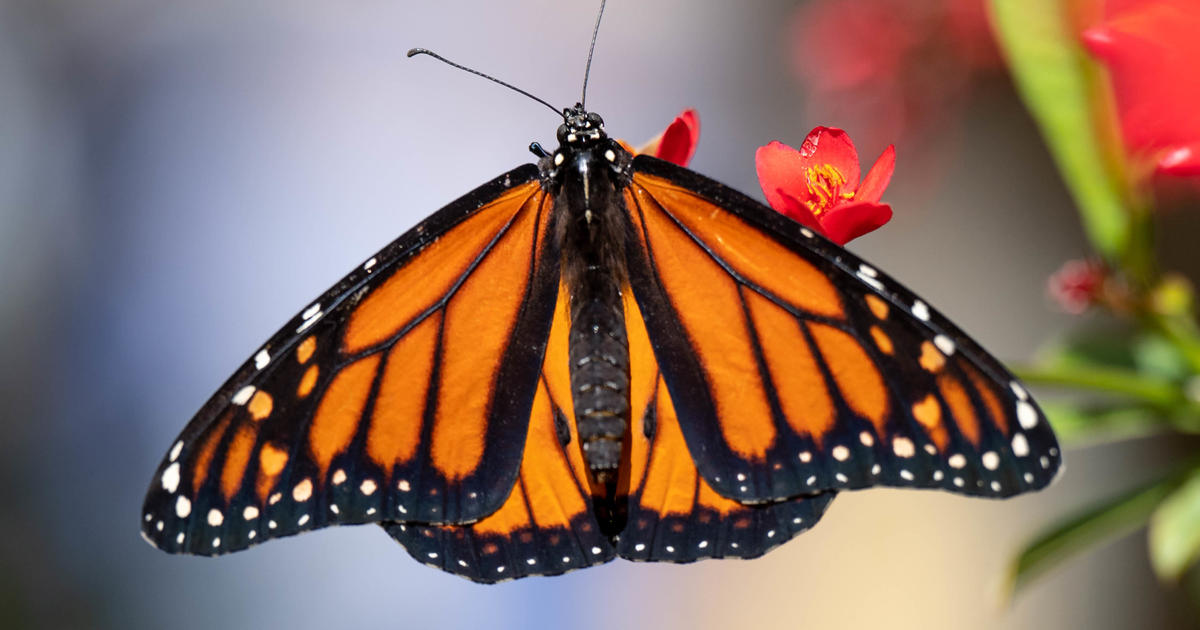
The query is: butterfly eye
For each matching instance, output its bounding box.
[557,124,570,144]
[587,112,604,127]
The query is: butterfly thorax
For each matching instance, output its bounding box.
[542,108,635,524]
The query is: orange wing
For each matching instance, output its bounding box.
[385,286,616,582]
[616,292,834,562]
[622,156,1062,504]
[141,167,562,556]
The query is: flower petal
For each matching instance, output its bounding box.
[1157,143,1200,177]
[638,109,700,166]
[756,141,811,213]
[1083,1,1200,170]
[855,144,896,203]
[798,127,861,190]
[819,201,893,245]
[772,191,824,232]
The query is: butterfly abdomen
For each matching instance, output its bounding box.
[554,144,633,486]
[568,267,630,479]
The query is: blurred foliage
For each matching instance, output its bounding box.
[990,0,1200,607]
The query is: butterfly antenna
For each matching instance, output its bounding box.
[579,0,607,108]
[407,48,564,119]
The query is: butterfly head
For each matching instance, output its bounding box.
[558,104,607,148]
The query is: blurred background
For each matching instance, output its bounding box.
[2,0,1196,628]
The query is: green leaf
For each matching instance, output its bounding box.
[1149,469,1200,581]
[1132,333,1192,381]
[988,0,1131,259]
[1006,472,1185,598]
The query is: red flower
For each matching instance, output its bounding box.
[635,109,700,167]
[1047,259,1107,315]
[1083,0,1200,182]
[756,127,895,245]
[789,0,1000,151]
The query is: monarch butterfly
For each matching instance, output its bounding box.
[140,11,1062,584]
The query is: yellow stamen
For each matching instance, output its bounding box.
[802,163,853,216]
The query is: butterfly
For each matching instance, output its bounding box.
[140,33,1062,585]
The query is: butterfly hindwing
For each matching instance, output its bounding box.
[385,284,616,582]
[616,293,836,563]
[141,166,562,555]
[623,155,1061,504]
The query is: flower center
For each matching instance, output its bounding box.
[803,163,856,215]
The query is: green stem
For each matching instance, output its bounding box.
[1013,364,1183,407]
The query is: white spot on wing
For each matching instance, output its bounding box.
[1017,401,1039,429]
[169,441,184,462]
[363,257,377,271]
[1011,433,1030,457]
[798,451,812,463]
[982,451,1001,470]
[175,495,191,518]
[1010,381,1028,401]
[243,506,259,520]
[859,431,875,447]
[293,478,313,502]
[948,453,966,469]
[231,385,256,406]
[892,437,915,458]
[858,263,878,277]
[332,469,346,485]
[800,228,814,239]
[857,269,885,291]
[933,335,956,356]
[912,300,930,322]
[360,479,377,496]
[832,445,850,461]
[161,462,181,493]
[254,349,270,370]
[207,509,224,527]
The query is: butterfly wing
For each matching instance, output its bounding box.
[141,165,562,555]
[383,285,617,582]
[622,155,1062,504]
[616,292,835,562]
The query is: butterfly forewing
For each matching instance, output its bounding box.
[141,166,562,555]
[623,155,1061,504]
